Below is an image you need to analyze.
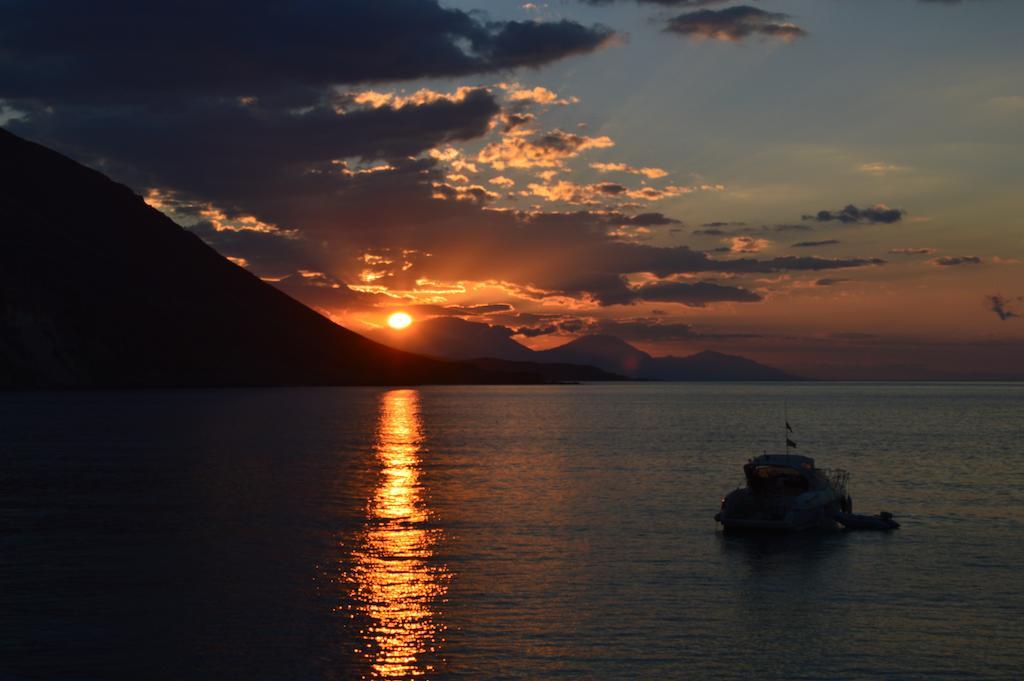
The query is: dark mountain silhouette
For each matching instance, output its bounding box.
[536,335,651,377]
[374,316,537,362]
[0,129,539,387]
[542,337,800,380]
[371,318,623,382]
[375,318,800,381]
[645,350,799,381]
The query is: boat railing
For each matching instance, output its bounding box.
[822,468,849,496]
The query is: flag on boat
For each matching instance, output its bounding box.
[786,421,793,432]
[786,438,797,448]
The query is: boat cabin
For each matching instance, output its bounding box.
[743,454,819,497]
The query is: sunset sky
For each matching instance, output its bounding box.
[3,0,1022,377]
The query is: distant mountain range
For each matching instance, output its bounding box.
[373,318,801,381]
[0,129,539,387]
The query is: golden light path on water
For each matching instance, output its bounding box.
[347,389,450,678]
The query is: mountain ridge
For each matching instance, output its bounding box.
[0,128,539,387]
[373,317,800,381]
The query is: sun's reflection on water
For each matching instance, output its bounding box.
[346,389,450,678]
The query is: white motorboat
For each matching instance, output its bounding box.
[714,453,852,531]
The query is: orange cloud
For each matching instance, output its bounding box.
[725,236,771,253]
[478,129,614,170]
[590,162,668,179]
[346,86,481,110]
[431,182,500,203]
[527,179,720,205]
[504,85,578,106]
[857,162,909,174]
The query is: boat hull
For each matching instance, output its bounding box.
[719,511,836,532]
[716,489,842,532]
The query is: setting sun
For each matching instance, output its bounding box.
[387,312,413,330]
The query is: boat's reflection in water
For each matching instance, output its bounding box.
[347,389,450,678]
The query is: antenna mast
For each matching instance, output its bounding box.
[784,399,795,453]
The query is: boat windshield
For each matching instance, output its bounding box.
[748,466,811,496]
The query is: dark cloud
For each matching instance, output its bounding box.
[617,212,682,226]
[208,194,868,308]
[481,18,614,70]
[509,315,762,343]
[0,1,887,317]
[694,223,811,236]
[815,278,849,287]
[431,181,500,205]
[987,295,1020,321]
[594,320,698,342]
[750,256,886,272]
[889,247,936,255]
[932,256,982,266]
[664,6,807,42]
[12,90,501,192]
[272,280,518,320]
[793,240,841,248]
[14,127,888,311]
[515,325,559,337]
[588,0,981,7]
[0,1,612,107]
[632,280,762,306]
[558,319,588,334]
[495,226,880,305]
[513,272,753,309]
[590,318,762,343]
[406,303,516,317]
[584,0,737,6]
[803,204,905,225]
[596,182,628,195]
[828,332,880,341]
[326,203,885,307]
[501,112,535,132]
[188,222,310,278]
[271,271,384,311]
[444,304,514,315]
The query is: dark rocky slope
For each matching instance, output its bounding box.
[0,129,536,387]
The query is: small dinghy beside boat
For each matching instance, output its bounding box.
[834,511,900,531]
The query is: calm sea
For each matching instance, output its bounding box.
[2,383,1022,680]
